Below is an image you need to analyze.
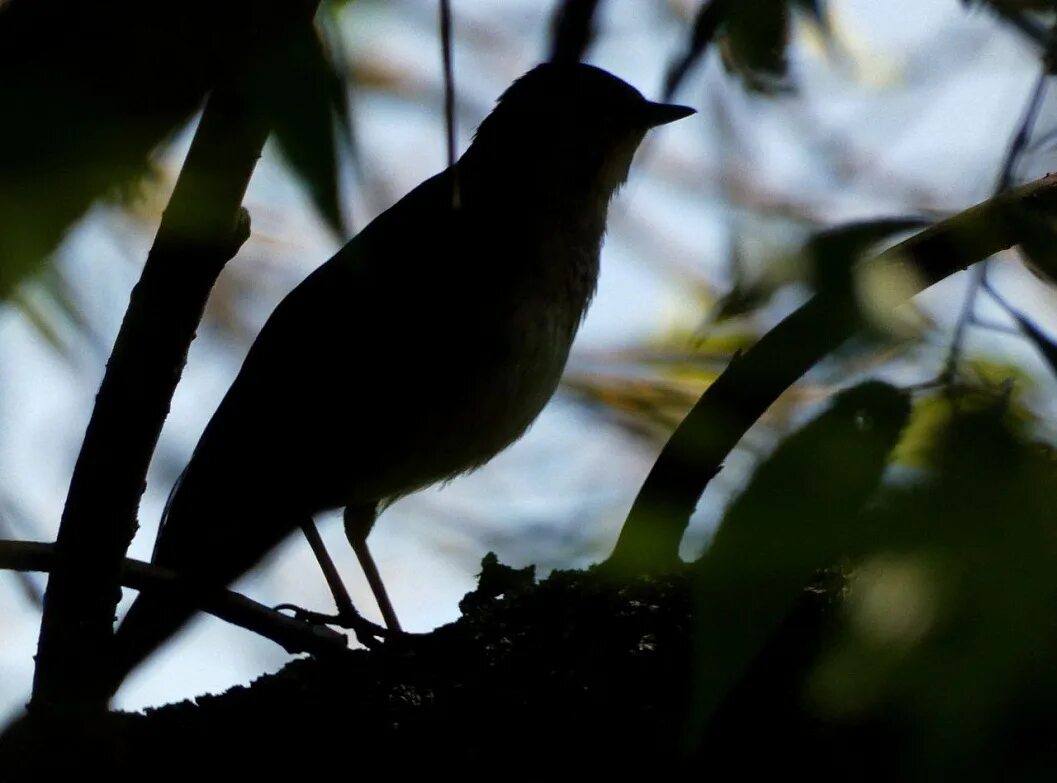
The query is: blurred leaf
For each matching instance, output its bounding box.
[663,0,725,100]
[0,0,304,298]
[791,0,829,32]
[995,297,1057,380]
[811,402,1057,777]
[711,279,776,321]
[261,21,349,237]
[1007,207,1057,284]
[807,217,931,295]
[7,267,97,359]
[665,0,833,98]
[9,290,72,359]
[564,370,719,440]
[689,381,910,725]
[720,0,793,93]
[563,329,763,441]
[891,379,1032,469]
[548,0,603,64]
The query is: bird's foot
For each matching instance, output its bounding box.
[274,603,388,649]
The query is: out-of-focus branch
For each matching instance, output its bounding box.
[606,173,1057,573]
[439,0,457,172]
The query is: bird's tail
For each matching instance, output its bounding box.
[108,467,284,697]
[108,578,200,697]
[108,469,201,696]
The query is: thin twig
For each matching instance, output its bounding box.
[439,0,457,172]
[941,64,1050,385]
[2,540,348,658]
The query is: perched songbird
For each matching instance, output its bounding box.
[111,62,694,690]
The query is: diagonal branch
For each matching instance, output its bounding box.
[3,541,348,659]
[605,173,1057,573]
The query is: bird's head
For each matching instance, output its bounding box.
[465,63,694,198]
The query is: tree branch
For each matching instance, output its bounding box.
[3,541,348,659]
[606,173,1057,573]
[32,1,322,713]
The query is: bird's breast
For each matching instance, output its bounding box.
[345,238,600,504]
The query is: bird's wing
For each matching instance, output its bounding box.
[151,166,466,571]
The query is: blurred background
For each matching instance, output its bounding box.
[3,0,1057,734]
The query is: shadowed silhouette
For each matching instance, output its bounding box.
[110,62,694,692]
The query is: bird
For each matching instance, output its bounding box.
[110,61,695,691]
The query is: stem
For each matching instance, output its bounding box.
[439,0,459,207]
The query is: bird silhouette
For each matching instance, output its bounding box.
[110,62,694,691]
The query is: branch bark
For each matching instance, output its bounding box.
[606,173,1057,573]
[31,0,323,712]
[3,541,348,658]
[31,85,264,713]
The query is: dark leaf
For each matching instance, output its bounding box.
[791,0,829,31]
[689,381,910,725]
[0,0,288,297]
[1007,207,1057,283]
[258,21,349,237]
[721,0,793,93]
[813,403,1057,774]
[663,0,725,101]
[807,217,932,295]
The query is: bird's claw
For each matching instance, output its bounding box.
[274,602,388,649]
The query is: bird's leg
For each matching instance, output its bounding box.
[296,518,386,647]
[344,505,403,633]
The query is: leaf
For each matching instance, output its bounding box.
[663,0,725,101]
[0,0,289,297]
[1006,206,1057,284]
[811,404,1057,772]
[261,21,350,237]
[807,217,932,293]
[720,0,793,93]
[688,381,910,726]
[791,0,829,32]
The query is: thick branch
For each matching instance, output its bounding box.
[3,541,348,658]
[31,84,266,712]
[606,173,1057,573]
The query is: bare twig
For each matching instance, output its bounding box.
[439,0,457,171]
[3,541,348,658]
[942,60,1050,384]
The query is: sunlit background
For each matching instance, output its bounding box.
[3,0,1057,719]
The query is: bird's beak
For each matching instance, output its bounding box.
[641,101,696,127]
